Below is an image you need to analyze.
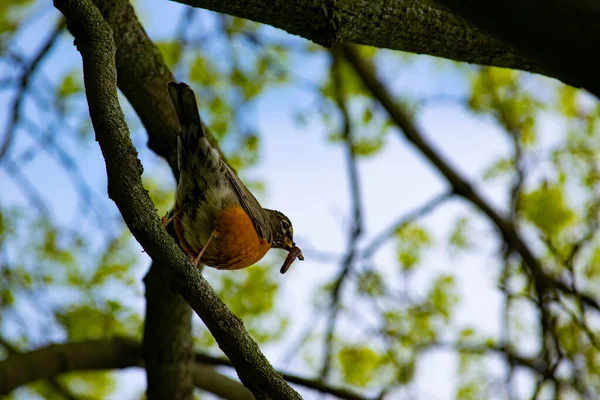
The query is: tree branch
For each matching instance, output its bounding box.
[143,262,194,400]
[0,338,140,395]
[169,0,543,75]
[432,0,600,97]
[82,1,196,398]
[361,190,453,259]
[53,0,300,397]
[168,0,599,96]
[0,339,372,400]
[319,48,365,381]
[0,18,65,163]
[195,353,375,400]
[192,364,254,400]
[0,338,81,400]
[417,340,548,376]
[92,0,179,176]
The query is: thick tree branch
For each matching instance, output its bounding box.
[84,1,195,398]
[341,44,600,311]
[53,0,300,398]
[169,0,599,96]
[170,0,542,75]
[0,339,370,400]
[0,337,250,400]
[0,338,140,395]
[0,338,80,400]
[93,0,179,176]
[433,0,600,97]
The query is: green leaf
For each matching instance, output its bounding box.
[57,71,81,98]
[520,183,575,237]
[338,346,379,387]
[428,275,457,321]
[90,264,129,286]
[40,229,75,266]
[143,176,174,217]
[1,290,14,306]
[0,209,4,241]
[352,137,384,157]
[155,41,182,69]
[57,304,141,340]
[362,107,374,124]
[190,55,218,88]
[583,246,600,281]
[558,85,579,117]
[219,268,276,317]
[459,327,476,339]
[321,52,374,100]
[59,371,116,399]
[0,0,34,42]
[212,267,285,343]
[395,359,415,384]
[357,270,385,297]
[449,217,472,251]
[482,157,514,181]
[395,223,432,271]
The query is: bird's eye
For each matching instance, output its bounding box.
[281,219,290,230]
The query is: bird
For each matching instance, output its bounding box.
[164,81,303,273]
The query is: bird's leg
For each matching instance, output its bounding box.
[161,206,183,229]
[192,230,217,267]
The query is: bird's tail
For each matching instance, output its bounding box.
[167,82,222,200]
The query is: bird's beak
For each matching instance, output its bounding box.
[284,237,295,250]
[284,237,304,260]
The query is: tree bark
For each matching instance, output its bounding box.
[432,0,600,97]
[143,264,194,400]
[0,338,140,394]
[94,0,180,176]
[171,0,600,97]
[89,1,195,398]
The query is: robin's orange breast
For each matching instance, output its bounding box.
[175,204,271,270]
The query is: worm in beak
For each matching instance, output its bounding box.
[280,245,304,274]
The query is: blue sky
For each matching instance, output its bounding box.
[0,0,567,398]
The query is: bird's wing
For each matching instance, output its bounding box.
[223,161,272,243]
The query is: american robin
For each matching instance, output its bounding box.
[164,81,303,273]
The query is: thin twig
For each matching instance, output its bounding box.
[0,18,65,163]
[195,353,375,400]
[418,340,547,375]
[3,159,51,217]
[361,190,453,259]
[319,48,364,380]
